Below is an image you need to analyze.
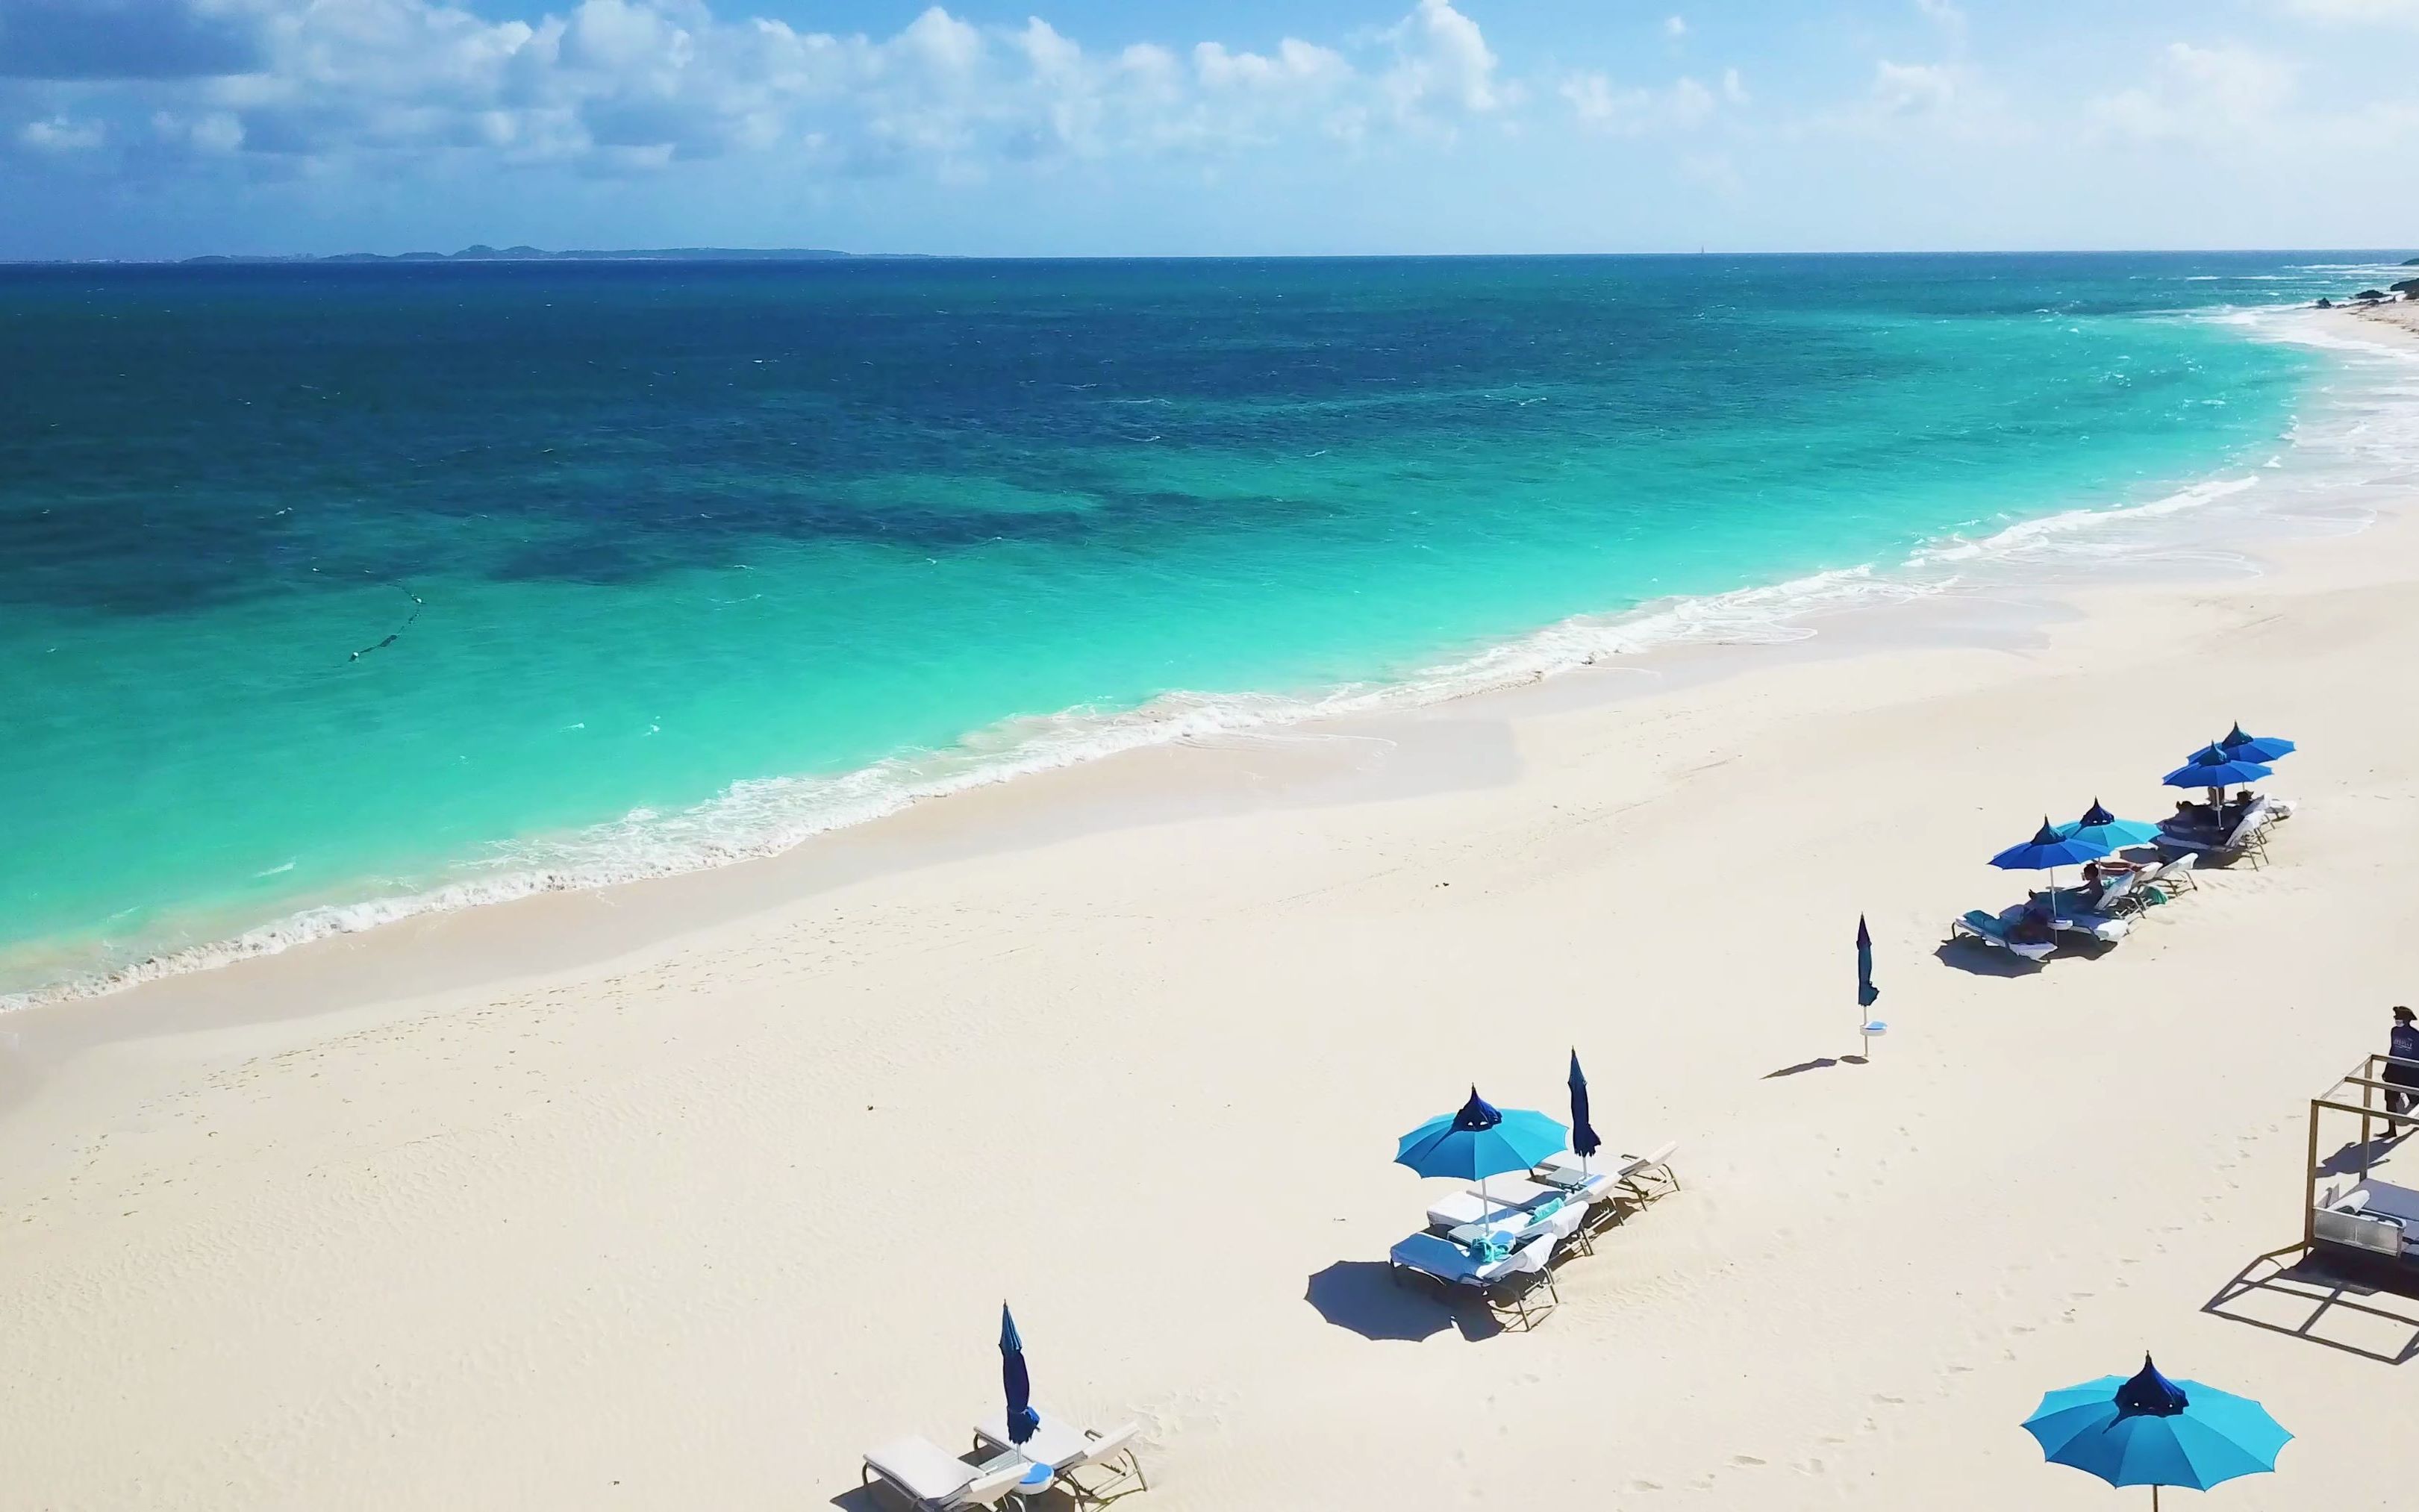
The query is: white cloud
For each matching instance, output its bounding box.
[1562,72,1719,134]
[1870,60,1958,116]
[1664,15,1687,39]
[16,116,107,151]
[4,0,1511,178]
[1379,0,1503,122]
[2088,42,2297,143]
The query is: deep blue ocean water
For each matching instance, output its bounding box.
[0,253,2388,997]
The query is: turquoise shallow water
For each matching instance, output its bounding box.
[0,253,2379,997]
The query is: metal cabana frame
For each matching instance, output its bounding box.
[2303,1052,2419,1290]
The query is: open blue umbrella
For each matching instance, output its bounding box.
[2023,1355,2291,1509]
[1396,1088,1567,1216]
[1992,819,2117,928]
[999,1303,1040,1446]
[2056,800,2164,852]
[2217,722,2296,763]
[1991,818,2116,872]
[2162,744,2273,793]
[1566,1052,1602,1169]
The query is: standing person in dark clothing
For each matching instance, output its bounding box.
[2386,1006,2419,1124]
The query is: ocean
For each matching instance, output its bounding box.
[3,252,2412,1002]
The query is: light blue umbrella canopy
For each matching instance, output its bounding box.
[2023,1356,2290,1504]
[1991,818,2116,872]
[2217,722,2296,763]
[2162,745,2273,791]
[1395,1088,1567,1183]
[2055,800,2164,852]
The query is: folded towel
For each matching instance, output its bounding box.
[1473,1234,1511,1263]
[1532,1196,1565,1220]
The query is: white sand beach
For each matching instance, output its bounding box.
[7,322,2419,1508]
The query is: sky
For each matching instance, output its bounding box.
[2,0,2417,260]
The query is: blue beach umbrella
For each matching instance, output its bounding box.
[2056,800,2164,852]
[1855,915,1879,1010]
[2023,1355,2291,1510]
[1396,1088,1567,1216]
[1991,819,2116,873]
[1991,819,2117,927]
[2217,722,2297,763]
[2162,745,2273,793]
[999,1303,1040,1446]
[1566,1052,1602,1168]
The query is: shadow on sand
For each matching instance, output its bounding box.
[1304,1260,1511,1342]
[1934,933,2121,978]
[2317,1129,2411,1180]
[2203,1243,2419,1366]
[1764,1053,1871,1079]
[1932,939,2045,978]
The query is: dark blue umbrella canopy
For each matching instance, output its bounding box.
[2162,745,2273,790]
[2218,723,2297,763]
[1567,1051,1602,1160]
[2055,799,2164,852]
[999,1303,1040,1446]
[1856,916,1879,1010]
[1991,818,2115,872]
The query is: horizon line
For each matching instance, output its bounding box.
[6,245,2418,268]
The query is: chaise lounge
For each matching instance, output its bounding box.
[862,1437,1032,1511]
[1388,1230,1561,1328]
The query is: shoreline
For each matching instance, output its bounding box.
[7,317,2419,1503]
[7,304,2411,1015]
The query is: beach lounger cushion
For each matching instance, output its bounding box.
[864,1437,1027,1511]
[1950,910,2055,960]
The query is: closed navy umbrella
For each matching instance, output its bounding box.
[1567,1051,1602,1170]
[999,1303,1040,1446]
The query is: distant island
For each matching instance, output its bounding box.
[177,244,920,266]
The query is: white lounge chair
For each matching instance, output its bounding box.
[1428,1185,1595,1256]
[2156,804,2269,869]
[1521,1158,1626,1222]
[2132,852,2197,900]
[1948,908,2054,962]
[1388,1231,1561,1327]
[863,1437,1029,1511]
[2047,907,2129,945]
[971,1413,1092,1475]
[1621,1140,1681,1202]
[1057,1422,1147,1506]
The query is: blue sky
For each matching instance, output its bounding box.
[3,0,2415,259]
